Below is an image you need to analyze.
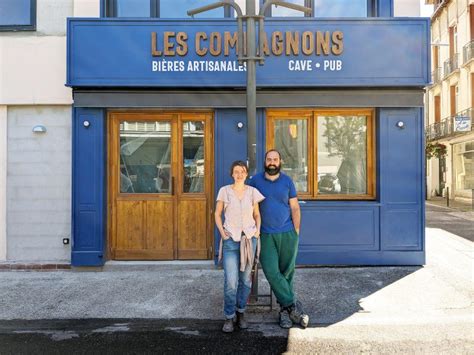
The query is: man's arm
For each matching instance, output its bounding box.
[289,197,301,235]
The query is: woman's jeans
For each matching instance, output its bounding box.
[222,237,257,319]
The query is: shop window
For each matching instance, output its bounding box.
[263,0,369,17]
[267,109,375,200]
[106,0,230,18]
[314,0,368,17]
[0,0,36,31]
[453,141,474,193]
[268,0,308,17]
[161,0,226,18]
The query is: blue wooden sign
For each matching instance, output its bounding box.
[67,18,430,88]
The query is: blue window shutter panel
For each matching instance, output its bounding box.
[72,108,106,267]
[379,108,425,258]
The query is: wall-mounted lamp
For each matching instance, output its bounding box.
[32,125,47,133]
[396,121,405,129]
[237,122,244,131]
[83,120,91,128]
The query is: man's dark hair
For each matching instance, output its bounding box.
[265,149,282,161]
[229,160,248,177]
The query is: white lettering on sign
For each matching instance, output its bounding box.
[152,60,246,72]
[288,60,313,71]
[323,60,342,71]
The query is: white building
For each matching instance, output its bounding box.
[0,0,98,266]
[425,0,474,204]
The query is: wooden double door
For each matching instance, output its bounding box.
[108,112,213,260]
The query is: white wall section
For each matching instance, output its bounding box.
[0,106,6,261]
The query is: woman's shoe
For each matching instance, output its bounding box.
[236,312,248,329]
[222,318,235,333]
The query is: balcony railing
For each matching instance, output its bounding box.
[463,40,474,64]
[426,107,474,141]
[443,54,459,77]
[431,67,442,84]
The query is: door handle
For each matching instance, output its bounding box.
[171,176,175,195]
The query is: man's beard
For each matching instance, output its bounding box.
[265,164,281,176]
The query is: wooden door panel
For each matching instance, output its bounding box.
[146,200,174,254]
[115,200,144,252]
[177,199,208,259]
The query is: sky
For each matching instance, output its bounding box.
[420,0,434,17]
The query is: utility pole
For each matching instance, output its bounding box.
[188,0,311,176]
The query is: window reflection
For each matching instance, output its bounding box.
[119,121,171,193]
[183,121,205,193]
[271,0,305,17]
[314,0,367,17]
[116,0,151,17]
[160,0,224,18]
[273,119,308,192]
[317,115,368,195]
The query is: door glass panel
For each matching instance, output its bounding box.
[273,119,308,192]
[183,121,205,193]
[119,121,171,193]
[317,114,368,195]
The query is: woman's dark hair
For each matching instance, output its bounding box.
[229,160,248,177]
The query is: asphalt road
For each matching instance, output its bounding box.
[425,203,474,242]
[0,319,288,355]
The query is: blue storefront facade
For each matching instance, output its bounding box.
[67,0,430,267]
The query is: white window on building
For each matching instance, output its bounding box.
[453,141,474,193]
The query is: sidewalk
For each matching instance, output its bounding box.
[0,225,473,353]
[426,196,474,212]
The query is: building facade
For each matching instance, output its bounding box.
[425,0,474,203]
[1,0,429,267]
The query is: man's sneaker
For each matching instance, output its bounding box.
[222,318,235,333]
[289,300,310,328]
[279,308,293,329]
[236,312,248,329]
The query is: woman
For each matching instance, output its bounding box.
[215,160,265,333]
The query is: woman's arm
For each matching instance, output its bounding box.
[253,203,261,238]
[215,201,230,239]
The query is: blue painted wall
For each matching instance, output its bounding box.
[72,108,107,267]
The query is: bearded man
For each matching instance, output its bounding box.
[248,149,309,329]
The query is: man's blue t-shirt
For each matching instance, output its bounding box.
[248,172,297,234]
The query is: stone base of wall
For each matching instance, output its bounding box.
[0,263,71,271]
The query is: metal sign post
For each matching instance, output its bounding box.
[188,0,311,304]
[188,0,310,176]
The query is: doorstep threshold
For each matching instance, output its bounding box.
[102,260,216,271]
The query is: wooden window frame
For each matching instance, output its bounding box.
[266,110,314,199]
[266,108,376,201]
